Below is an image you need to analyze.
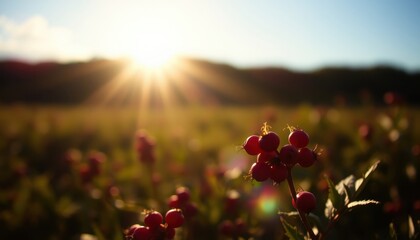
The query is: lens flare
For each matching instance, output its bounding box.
[258,197,277,215]
[249,185,280,218]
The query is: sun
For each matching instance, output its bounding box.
[129,43,176,70]
[122,25,179,71]
[103,9,183,71]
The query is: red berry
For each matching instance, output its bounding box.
[79,165,93,183]
[279,144,298,166]
[249,162,270,182]
[289,130,309,148]
[135,130,156,164]
[144,211,163,229]
[269,164,288,183]
[358,123,373,141]
[413,200,420,213]
[132,226,152,240]
[259,132,280,152]
[183,202,198,218]
[168,195,180,209]
[127,224,141,236]
[88,151,105,166]
[219,220,234,236]
[224,190,240,214]
[165,209,184,228]
[383,202,401,215]
[295,191,316,213]
[149,224,166,239]
[257,151,277,163]
[298,147,316,168]
[235,218,247,236]
[243,135,262,155]
[165,227,176,239]
[176,186,190,205]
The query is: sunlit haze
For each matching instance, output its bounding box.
[1,0,420,71]
[0,2,419,240]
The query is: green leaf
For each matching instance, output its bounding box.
[278,211,300,218]
[364,160,381,179]
[336,175,356,204]
[324,199,335,219]
[389,222,397,240]
[355,160,380,198]
[325,175,344,210]
[279,211,325,231]
[281,218,305,240]
[80,234,98,240]
[408,215,415,239]
[347,200,379,209]
[308,213,326,231]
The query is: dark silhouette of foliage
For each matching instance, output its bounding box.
[0,58,418,106]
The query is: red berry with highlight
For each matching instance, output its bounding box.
[298,147,316,168]
[165,209,184,228]
[243,135,262,155]
[259,132,280,152]
[168,195,180,209]
[279,144,298,166]
[358,123,373,141]
[289,130,309,148]
[249,162,270,182]
[176,186,191,205]
[127,224,141,236]
[269,164,288,183]
[295,191,316,213]
[132,226,152,240]
[257,151,277,163]
[144,211,163,229]
[235,218,247,236]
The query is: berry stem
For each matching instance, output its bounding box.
[261,122,271,135]
[286,167,317,240]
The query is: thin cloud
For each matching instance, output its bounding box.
[0,15,90,62]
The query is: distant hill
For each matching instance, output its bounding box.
[0,58,419,106]
[245,65,419,105]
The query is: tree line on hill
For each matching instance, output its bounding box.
[0,58,418,106]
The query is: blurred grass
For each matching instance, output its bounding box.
[0,104,419,239]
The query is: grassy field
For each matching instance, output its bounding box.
[0,104,419,239]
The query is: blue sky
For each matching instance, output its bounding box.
[1,0,420,71]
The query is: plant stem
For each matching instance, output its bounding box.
[318,205,347,240]
[286,167,317,240]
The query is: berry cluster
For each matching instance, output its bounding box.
[243,123,318,215]
[79,151,106,183]
[125,209,184,240]
[219,218,248,239]
[224,189,241,216]
[135,129,156,165]
[167,186,198,219]
[243,123,317,184]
